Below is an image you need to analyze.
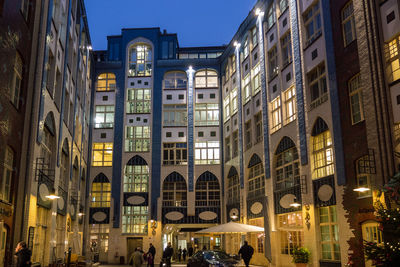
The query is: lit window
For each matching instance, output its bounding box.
[348,73,364,124]
[243,38,249,59]
[243,75,251,102]
[195,141,220,165]
[248,160,265,199]
[303,2,322,46]
[284,86,296,124]
[252,27,258,48]
[9,52,22,108]
[96,73,116,91]
[279,0,289,14]
[163,172,187,207]
[268,46,278,79]
[128,44,152,77]
[125,126,150,152]
[195,103,219,126]
[384,35,400,83]
[252,64,261,95]
[227,168,239,204]
[195,69,218,88]
[355,155,373,198]
[319,206,340,261]
[163,105,187,126]
[280,231,304,255]
[311,126,334,179]
[255,112,263,143]
[95,105,114,128]
[163,143,187,165]
[362,221,383,244]
[271,96,282,133]
[308,63,328,109]
[224,96,230,121]
[90,175,111,208]
[278,212,303,227]
[122,206,148,234]
[341,1,356,46]
[92,143,113,167]
[275,141,299,191]
[124,164,149,193]
[230,55,236,75]
[231,88,238,114]
[195,173,220,207]
[267,3,276,29]
[126,88,151,113]
[163,71,187,89]
[1,147,13,202]
[89,225,109,253]
[281,32,292,67]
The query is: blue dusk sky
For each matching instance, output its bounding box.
[84,0,258,50]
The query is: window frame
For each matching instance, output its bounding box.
[126,88,151,114]
[122,206,148,234]
[94,105,114,128]
[348,73,364,124]
[195,69,218,88]
[128,44,152,77]
[268,46,278,79]
[248,162,265,199]
[271,96,282,133]
[163,143,187,165]
[195,141,220,165]
[125,126,150,152]
[341,1,356,47]
[92,143,113,167]
[90,180,111,208]
[312,130,334,179]
[10,52,23,108]
[303,2,322,46]
[124,164,149,193]
[319,206,340,261]
[284,86,296,124]
[96,73,116,92]
[1,147,14,202]
[384,35,400,83]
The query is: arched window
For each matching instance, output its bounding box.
[195,69,218,88]
[227,167,240,205]
[162,172,187,207]
[163,71,187,89]
[128,44,152,77]
[195,171,220,207]
[311,118,334,179]
[96,73,116,91]
[124,156,149,192]
[60,139,69,190]
[275,137,300,190]
[248,154,265,198]
[90,173,111,208]
[41,112,56,171]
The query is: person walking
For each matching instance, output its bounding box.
[182,248,187,261]
[163,242,174,267]
[238,241,254,267]
[147,243,156,267]
[188,245,194,258]
[177,246,182,262]
[15,241,31,267]
[130,247,144,267]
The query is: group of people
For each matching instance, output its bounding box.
[161,242,194,265]
[129,243,157,267]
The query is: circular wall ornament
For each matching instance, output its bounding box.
[279,194,296,209]
[165,211,184,221]
[127,195,146,205]
[250,202,263,215]
[70,205,75,216]
[39,184,50,201]
[92,211,107,222]
[57,196,65,210]
[229,208,239,219]
[199,211,218,221]
[318,184,334,202]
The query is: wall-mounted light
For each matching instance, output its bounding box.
[230,214,238,221]
[255,8,265,17]
[78,213,85,217]
[290,198,301,208]
[353,187,370,193]
[45,194,60,200]
[233,41,241,48]
[150,220,158,235]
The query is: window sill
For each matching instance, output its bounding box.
[303,31,323,51]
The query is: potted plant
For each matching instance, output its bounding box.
[291,247,311,267]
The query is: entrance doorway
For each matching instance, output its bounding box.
[127,237,143,264]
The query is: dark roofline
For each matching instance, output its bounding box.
[178,46,226,51]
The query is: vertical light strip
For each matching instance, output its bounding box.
[234,44,245,189]
[289,0,308,165]
[257,12,271,178]
[187,66,195,192]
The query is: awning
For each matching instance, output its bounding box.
[196,221,264,233]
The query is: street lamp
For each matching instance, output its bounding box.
[290,198,301,208]
[353,187,370,193]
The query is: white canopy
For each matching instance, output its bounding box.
[196,221,265,233]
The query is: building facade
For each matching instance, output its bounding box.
[2,0,94,266]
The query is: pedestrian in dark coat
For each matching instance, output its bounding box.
[15,241,31,267]
[163,242,174,267]
[147,243,156,267]
[188,245,194,257]
[238,241,254,267]
[182,248,187,261]
[177,246,182,262]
